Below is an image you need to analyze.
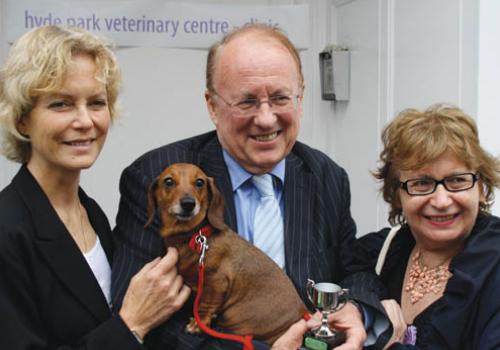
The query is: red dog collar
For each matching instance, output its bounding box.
[188,224,214,254]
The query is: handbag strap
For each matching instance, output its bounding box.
[375,225,401,275]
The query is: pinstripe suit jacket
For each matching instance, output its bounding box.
[111,131,384,349]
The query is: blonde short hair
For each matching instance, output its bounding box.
[374,103,500,225]
[0,25,121,163]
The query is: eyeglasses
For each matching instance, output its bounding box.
[399,172,480,196]
[211,90,301,117]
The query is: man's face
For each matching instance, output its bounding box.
[206,34,303,174]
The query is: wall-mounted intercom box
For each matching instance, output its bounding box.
[319,46,350,101]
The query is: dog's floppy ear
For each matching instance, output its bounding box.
[145,177,160,228]
[207,176,227,231]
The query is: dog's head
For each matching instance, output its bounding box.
[146,163,227,237]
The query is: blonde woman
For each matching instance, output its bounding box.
[0,26,190,349]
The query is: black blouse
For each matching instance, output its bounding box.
[358,214,500,349]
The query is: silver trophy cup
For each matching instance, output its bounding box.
[305,279,349,349]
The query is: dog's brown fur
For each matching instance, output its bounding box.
[146,163,307,344]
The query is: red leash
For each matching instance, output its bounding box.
[191,228,254,350]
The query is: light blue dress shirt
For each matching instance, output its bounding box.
[222,149,285,243]
[222,149,378,339]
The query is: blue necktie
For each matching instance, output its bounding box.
[252,174,285,268]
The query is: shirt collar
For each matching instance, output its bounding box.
[222,149,285,191]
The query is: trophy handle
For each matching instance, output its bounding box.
[336,288,350,311]
[306,279,315,303]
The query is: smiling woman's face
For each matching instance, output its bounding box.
[399,152,484,251]
[18,54,110,176]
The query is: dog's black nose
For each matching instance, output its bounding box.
[180,197,196,213]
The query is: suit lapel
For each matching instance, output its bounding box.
[283,154,315,299]
[13,167,110,322]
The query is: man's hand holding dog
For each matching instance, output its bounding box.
[119,247,191,339]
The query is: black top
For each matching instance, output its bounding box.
[358,214,500,349]
[0,165,142,350]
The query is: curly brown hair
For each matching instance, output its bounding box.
[374,103,500,225]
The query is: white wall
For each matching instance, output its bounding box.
[329,0,386,235]
[80,45,211,218]
[0,0,20,188]
[330,0,480,235]
[0,0,335,226]
[478,0,500,214]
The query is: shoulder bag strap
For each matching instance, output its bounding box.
[375,224,401,275]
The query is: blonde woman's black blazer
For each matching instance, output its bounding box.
[0,166,142,350]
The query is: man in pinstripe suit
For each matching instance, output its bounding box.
[112,24,388,350]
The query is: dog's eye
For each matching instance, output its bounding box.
[164,177,175,188]
[195,178,205,188]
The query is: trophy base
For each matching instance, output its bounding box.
[303,331,346,350]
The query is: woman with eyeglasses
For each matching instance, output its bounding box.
[358,104,500,349]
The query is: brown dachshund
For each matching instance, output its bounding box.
[146,163,307,344]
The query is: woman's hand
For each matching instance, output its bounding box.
[271,313,321,350]
[119,247,191,338]
[381,299,406,349]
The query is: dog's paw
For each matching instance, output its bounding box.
[185,318,202,334]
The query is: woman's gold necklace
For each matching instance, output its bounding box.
[405,249,452,304]
[78,203,88,252]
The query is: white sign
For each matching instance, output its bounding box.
[5,0,310,49]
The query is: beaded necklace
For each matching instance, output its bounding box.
[405,249,452,304]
